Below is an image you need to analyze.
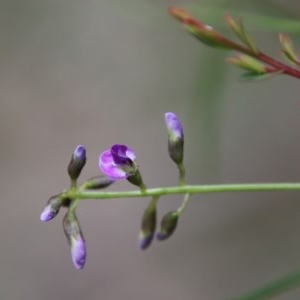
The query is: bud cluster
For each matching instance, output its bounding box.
[41,112,190,269]
[40,145,115,269]
[169,6,300,81]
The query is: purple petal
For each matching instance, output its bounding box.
[40,195,61,222]
[111,144,133,165]
[71,236,86,270]
[40,206,56,222]
[138,232,154,250]
[165,112,183,140]
[125,148,136,161]
[100,162,127,179]
[100,149,113,165]
[99,150,127,179]
[74,145,86,160]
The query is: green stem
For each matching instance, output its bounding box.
[177,193,191,215]
[178,163,186,186]
[67,182,300,200]
[234,268,300,300]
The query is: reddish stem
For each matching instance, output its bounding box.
[224,39,300,79]
[169,6,300,80]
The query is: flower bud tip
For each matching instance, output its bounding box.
[40,207,56,222]
[138,232,154,250]
[71,236,86,270]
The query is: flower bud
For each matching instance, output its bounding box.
[156,211,179,241]
[224,13,258,53]
[40,194,62,222]
[63,211,86,270]
[226,54,266,73]
[169,7,233,49]
[83,176,115,190]
[165,112,184,166]
[138,198,157,250]
[67,145,86,181]
[279,33,300,65]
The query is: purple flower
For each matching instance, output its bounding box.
[165,112,184,165]
[99,144,137,180]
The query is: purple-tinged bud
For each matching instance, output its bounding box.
[99,144,146,189]
[165,112,184,165]
[67,145,86,181]
[169,7,234,49]
[63,211,86,270]
[156,211,179,241]
[83,176,115,190]
[40,194,62,222]
[138,199,157,250]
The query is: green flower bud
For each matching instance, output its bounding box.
[138,198,157,250]
[83,176,115,190]
[156,211,179,241]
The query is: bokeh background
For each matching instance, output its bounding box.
[1,0,300,299]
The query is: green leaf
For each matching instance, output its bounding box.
[240,71,282,81]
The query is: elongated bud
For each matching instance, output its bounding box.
[279,33,300,65]
[83,176,115,190]
[226,54,266,73]
[63,211,86,270]
[169,7,233,49]
[67,145,86,181]
[224,13,258,53]
[165,112,184,166]
[156,211,179,241]
[40,194,62,222]
[138,197,158,250]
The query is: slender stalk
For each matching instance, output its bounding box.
[234,268,300,300]
[177,193,191,215]
[178,163,186,186]
[67,182,300,200]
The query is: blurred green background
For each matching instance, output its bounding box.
[1,0,300,299]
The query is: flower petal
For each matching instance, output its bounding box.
[100,162,127,179]
[111,144,133,165]
[71,236,86,270]
[99,149,113,165]
[99,145,137,180]
[125,148,136,161]
[165,112,183,140]
[99,150,127,179]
